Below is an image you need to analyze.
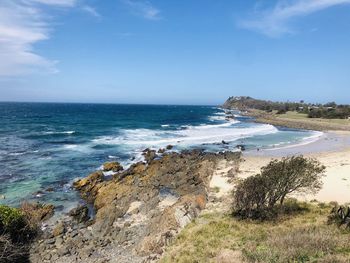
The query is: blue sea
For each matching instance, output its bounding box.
[0,102,320,212]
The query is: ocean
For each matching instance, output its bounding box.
[0,102,321,212]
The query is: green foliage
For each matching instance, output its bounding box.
[308,107,350,119]
[0,205,27,242]
[224,96,350,119]
[233,156,326,219]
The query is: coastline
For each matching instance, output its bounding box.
[240,131,350,204]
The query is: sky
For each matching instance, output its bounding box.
[0,0,350,105]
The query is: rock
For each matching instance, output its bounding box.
[53,222,66,237]
[45,238,56,245]
[73,171,104,202]
[21,202,55,222]
[222,140,229,145]
[103,161,123,172]
[166,145,173,150]
[158,148,166,154]
[69,205,90,223]
[36,150,241,262]
[142,149,157,163]
[46,187,55,192]
[236,144,246,151]
[55,237,64,246]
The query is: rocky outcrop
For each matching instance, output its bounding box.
[103,161,124,172]
[30,150,240,263]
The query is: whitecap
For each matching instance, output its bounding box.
[91,123,278,150]
[9,152,26,156]
[63,144,78,149]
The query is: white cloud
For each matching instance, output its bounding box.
[0,0,77,77]
[239,0,350,37]
[122,0,161,20]
[82,5,101,18]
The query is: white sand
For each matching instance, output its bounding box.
[239,146,350,204]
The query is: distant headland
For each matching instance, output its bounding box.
[222,96,350,131]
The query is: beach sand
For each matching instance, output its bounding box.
[239,131,350,204]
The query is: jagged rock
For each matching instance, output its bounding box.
[21,202,55,222]
[73,171,104,202]
[30,150,241,263]
[142,149,157,163]
[103,161,123,172]
[69,205,89,223]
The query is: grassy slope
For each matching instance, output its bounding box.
[161,202,350,263]
[246,110,350,131]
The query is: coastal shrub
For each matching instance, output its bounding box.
[0,203,50,262]
[328,205,350,229]
[0,205,27,242]
[233,156,325,219]
[0,235,27,263]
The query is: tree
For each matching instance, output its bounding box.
[233,156,325,219]
[260,156,325,206]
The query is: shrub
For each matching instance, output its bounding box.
[233,156,325,219]
[0,205,27,242]
[0,203,54,262]
[328,205,350,229]
[0,235,27,263]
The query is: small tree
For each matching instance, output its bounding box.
[233,156,325,219]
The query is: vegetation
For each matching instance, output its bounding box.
[0,203,54,262]
[233,156,325,219]
[328,205,350,229]
[224,96,350,119]
[161,202,350,263]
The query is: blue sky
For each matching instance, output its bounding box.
[0,0,350,105]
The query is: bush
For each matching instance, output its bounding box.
[0,235,27,263]
[233,156,325,219]
[0,205,27,242]
[0,203,54,262]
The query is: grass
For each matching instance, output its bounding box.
[161,202,350,263]
[276,111,350,126]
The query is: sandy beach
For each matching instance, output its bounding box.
[240,131,350,204]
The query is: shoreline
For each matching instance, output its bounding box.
[240,131,350,204]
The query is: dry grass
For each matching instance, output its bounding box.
[161,202,350,263]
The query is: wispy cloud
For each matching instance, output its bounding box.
[239,0,350,37]
[122,0,161,20]
[0,0,79,76]
[82,5,101,18]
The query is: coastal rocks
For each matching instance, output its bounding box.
[73,171,104,202]
[236,144,246,151]
[53,222,66,237]
[142,148,157,163]
[69,205,90,223]
[21,202,55,222]
[30,150,241,263]
[166,145,173,150]
[103,161,123,172]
